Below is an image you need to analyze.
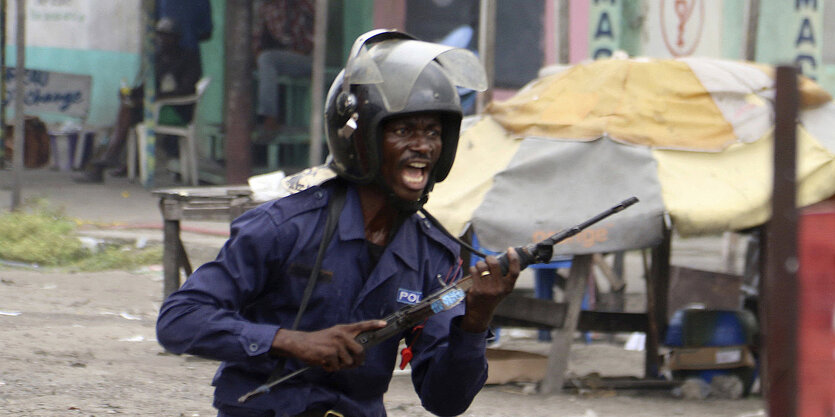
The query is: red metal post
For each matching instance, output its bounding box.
[797,202,835,417]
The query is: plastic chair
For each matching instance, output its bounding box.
[128,77,211,185]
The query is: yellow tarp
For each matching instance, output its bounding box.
[430,116,835,237]
[656,126,835,235]
[487,59,831,152]
[425,117,522,236]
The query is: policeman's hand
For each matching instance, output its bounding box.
[461,248,521,333]
[270,320,387,372]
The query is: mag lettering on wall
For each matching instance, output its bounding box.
[794,0,822,80]
[588,0,620,59]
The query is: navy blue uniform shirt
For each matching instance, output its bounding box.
[156,181,488,417]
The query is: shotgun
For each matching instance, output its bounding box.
[239,196,639,403]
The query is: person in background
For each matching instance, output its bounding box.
[252,0,315,135]
[156,30,521,417]
[157,0,213,56]
[76,16,206,183]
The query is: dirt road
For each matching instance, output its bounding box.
[0,268,764,417]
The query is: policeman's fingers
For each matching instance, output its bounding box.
[474,253,518,297]
[350,319,388,332]
[483,248,520,280]
[502,247,521,281]
[472,260,490,277]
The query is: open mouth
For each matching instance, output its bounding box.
[401,161,429,190]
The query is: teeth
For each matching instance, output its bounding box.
[403,171,425,185]
[404,176,423,185]
[408,162,427,168]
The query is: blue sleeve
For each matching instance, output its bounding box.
[194,0,213,41]
[157,0,213,49]
[155,208,286,362]
[407,263,489,416]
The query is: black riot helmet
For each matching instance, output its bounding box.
[325,30,487,193]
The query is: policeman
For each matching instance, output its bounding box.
[156,30,521,417]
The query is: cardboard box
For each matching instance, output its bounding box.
[485,348,549,385]
[667,345,756,371]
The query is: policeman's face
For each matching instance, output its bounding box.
[379,113,443,202]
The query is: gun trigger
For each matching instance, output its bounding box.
[399,346,413,370]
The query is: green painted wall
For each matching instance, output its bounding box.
[341,0,375,59]
[195,0,225,129]
[756,0,823,78]
[195,0,370,141]
[721,0,747,60]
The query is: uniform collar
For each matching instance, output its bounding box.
[335,184,420,272]
[335,184,459,271]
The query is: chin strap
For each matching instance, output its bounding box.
[373,173,487,258]
[418,207,488,259]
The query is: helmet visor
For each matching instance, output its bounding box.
[345,39,487,113]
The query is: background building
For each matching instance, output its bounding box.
[3,0,833,182]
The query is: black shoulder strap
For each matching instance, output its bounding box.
[419,207,488,258]
[267,183,346,384]
[291,183,346,330]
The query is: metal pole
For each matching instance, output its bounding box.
[558,0,570,64]
[224,0,253,184]
[308,0,328,167]
[140,0,157,187]
[476,0,495,114]
[762,65,799,417]
[11,0,24,210]
[745,0,759,61]
[0,0,7,169]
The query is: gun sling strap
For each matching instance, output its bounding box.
[266,182,347,384]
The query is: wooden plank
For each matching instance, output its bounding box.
[577,311,647,333]
[540,254,592,394]
[667,265,743,319]
[224,0,254,184]
[492,293,567,328]
[563,376,679,391]
[593,253,625,291]
[763,65,799,417]
[491,294,647,333]
[162,218,181,299]
[645,226,671,378]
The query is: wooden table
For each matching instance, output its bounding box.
[153,185,261,298]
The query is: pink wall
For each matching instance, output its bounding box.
[374,0,406,31]
[542,0,590,66]
[569,0,589,64]
[544,0,557,65]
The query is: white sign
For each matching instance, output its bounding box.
[643,0,723,58]
[6,0,141,53]
[3,67,92,118]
